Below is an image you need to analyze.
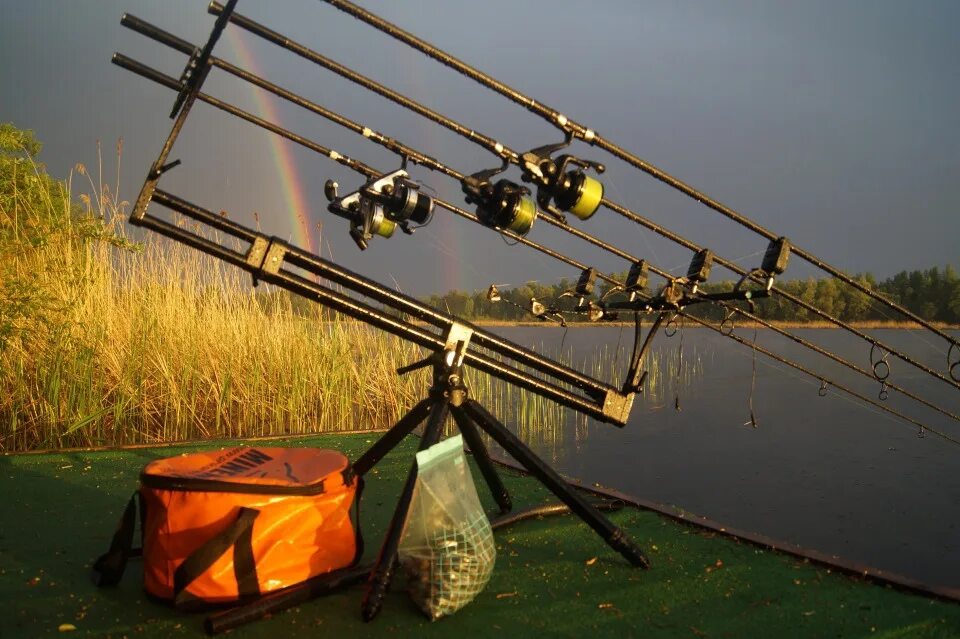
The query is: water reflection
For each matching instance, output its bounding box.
[486,326,960,588]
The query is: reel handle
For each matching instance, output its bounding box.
[323,179,339,202]
[349,226,369,251]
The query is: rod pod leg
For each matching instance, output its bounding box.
[462,399,650,569]
[361,396,451,621]
[352,397,433,477]
[451,405,512,514]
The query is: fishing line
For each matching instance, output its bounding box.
[742,342,916,433]
[744,325,758,428]
[212,5,960,390]
[674,316,685,412]
[679,311,960,447]
[865,294,947,360]
[320,0,959,353]
[717,301,960,424]
[602,174,661,267]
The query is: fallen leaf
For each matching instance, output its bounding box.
[598,602,614,609]
[496,591,517,599]
[58,624,77,632]
[585,557,598,566]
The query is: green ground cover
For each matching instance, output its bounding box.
[2,433,958,638]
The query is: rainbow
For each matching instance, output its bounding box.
[226,29,315,254]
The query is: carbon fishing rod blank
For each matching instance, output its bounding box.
[316,0,960,354]
[114,9,960,438]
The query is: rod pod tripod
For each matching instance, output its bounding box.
[352,323,650,621]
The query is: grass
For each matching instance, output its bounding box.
[0,191,426,450]
[0,128,704,453]
[0,131,432,451]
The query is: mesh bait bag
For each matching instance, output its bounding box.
[398,435,496,620]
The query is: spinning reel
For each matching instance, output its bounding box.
[519,134,605,224]
[325,165,434,250]
[462,163,538,236]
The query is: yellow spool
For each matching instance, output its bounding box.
[569,174,603,220]
[375,217,397,238]
[509,195,537,235]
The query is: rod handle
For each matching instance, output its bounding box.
[607,527,651,569]
[360,560,395,621]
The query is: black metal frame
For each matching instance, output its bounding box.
[119,2,650,625]
[114,3,960,628]
[319,0,960,357]
[350,329,648,620]
[111,13,960,428]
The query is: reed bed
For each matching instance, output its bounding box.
[0,132,704,452]
[0,218,431,450]
[463,341,705,456]
[0,141,430,451]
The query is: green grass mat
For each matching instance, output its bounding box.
[1,433,958,638]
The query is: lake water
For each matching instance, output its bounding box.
[490,326,960,589]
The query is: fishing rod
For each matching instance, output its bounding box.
[112,51,959,441]
[205,3,960,394]
[319,0,960,360]
[115,15,959,415]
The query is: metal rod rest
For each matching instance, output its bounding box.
[319,0,958,350]
[198,6,960,392]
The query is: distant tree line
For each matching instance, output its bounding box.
[422,266,960,324]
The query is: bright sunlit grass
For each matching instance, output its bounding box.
[0,126,703,452]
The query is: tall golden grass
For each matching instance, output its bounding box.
[0,139,430,451]
[0,131,702,452]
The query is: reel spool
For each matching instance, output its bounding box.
[476,179,537,235]
[520,138,605,223]
[463,165,537,236]
[325,168,433,250]
[551,161,604,221]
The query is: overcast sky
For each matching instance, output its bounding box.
[2,0,958,296]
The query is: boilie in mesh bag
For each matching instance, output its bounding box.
[398,435,496,620]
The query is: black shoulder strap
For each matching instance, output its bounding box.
[173,506,261,608]
[91,491,142,587]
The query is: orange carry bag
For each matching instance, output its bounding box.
[92,446,362,608]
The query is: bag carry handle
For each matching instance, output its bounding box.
[91,491,142,587]
[173,506,261,608]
